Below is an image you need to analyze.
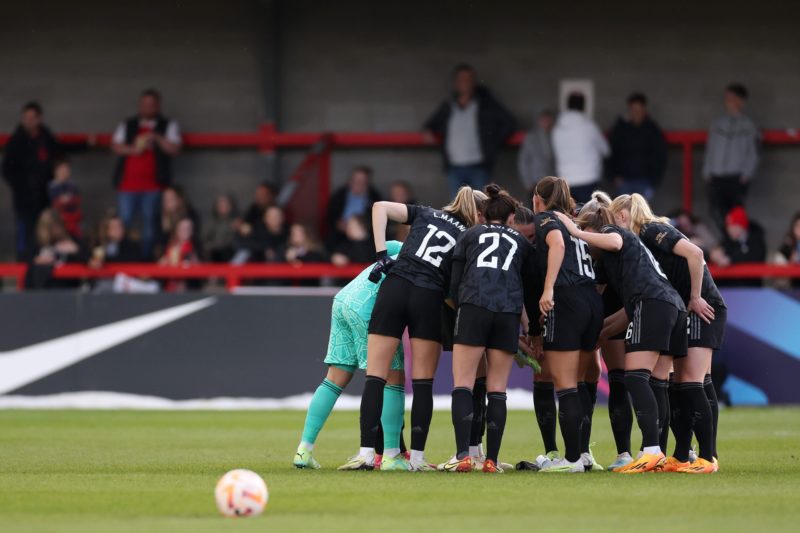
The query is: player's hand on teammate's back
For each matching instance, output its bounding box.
[368,251,396,283]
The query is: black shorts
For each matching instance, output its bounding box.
[688,303,727,350]
[625,299,688,357]
[453,303,520,353]
[543,285,603,352]
[441,304,457,351]
[368,274,443,342]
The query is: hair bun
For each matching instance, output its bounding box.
[485,183,502,198]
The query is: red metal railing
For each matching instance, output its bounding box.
[1,262,799,293]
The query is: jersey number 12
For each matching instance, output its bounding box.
[415,224,457,268]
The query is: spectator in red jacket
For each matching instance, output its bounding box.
[48,159,83,239]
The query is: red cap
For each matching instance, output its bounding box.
[725,206,749,230]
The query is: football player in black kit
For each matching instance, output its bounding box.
[531,177,604,473]
[611,194,724,474]
[441,185,540,473]
[554,203,687,474]
[339,187,481,471]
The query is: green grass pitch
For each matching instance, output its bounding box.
[1,408,799,532]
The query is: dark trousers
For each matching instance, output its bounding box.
[707,174,748,232]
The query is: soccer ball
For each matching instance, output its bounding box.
[214,469,268,517]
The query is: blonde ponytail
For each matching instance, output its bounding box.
[610,193,670,234]
[443,186,479,227]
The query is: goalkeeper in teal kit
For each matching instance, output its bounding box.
[294,241,408,471]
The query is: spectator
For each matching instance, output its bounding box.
[608,93,667,200]
[204,194,240,262]
[243,182,276,226]
[285,224,327,265]
[89,214,142,267]
[774,212,800,288]
[517,109,556,193]
[552,92,610,203]
[25,209,87,289]
[48,158,83,239]
[326,166,380,248]
[111,88,181,260]
[424,63,516,195]
[386,180,416,241]
[160,185,199,254]
[331,216,374,266]
[710,206,766,287]
[159,217,199,292]
[702,83,760,231]
[2,101,63,260]
[668,208,719,257]
[238,205,289,263]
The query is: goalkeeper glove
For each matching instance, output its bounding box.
[368,250,396,283]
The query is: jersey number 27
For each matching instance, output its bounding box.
[477,232,518,271]
[415,224,457,268]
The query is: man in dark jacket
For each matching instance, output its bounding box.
[711,206,767,287]
[608,93,667,200]
[424,64,516,195]
[325,166,381,249]
[111,88,181,259]
[2,101,63,260]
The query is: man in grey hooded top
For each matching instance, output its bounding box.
[702,83,760,231]
[517,109,556,194]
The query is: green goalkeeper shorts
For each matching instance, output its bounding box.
[324,299,404,371]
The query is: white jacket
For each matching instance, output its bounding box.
[552,111,610,187]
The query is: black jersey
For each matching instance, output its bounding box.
[390,204,468,292]
[639,222,726,308]
[534,211,595,288]
[595,258,624,317]
[599,225,686,316]
[450,224,539,314]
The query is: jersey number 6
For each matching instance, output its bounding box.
[415,224,457,268]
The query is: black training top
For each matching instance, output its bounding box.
[599,225,686,315]
[450,223,540,316]
[639,222,726,308]
[389,204,468,292]
[534,211,596,288]
[595,257,624,317]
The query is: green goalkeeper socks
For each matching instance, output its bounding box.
[300,379,343,446]
[381,384,406,452]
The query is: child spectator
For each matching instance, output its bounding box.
[331,216,373,266]
[160,217,199,292]
[240,205,288,263]
[286,223,327,265]
[160,185,199,255]
[25,209,88,288]
[48,159,83,239]
[90,214,142,268]
[774,212,800,288]
[204,193,240,262]
[710,206,766,287]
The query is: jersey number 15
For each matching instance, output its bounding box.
[570,236,595,279]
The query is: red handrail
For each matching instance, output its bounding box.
[1,262,799,293]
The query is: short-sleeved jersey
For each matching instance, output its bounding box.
[452,224,538,314]
[390,205,468,292]
[599,225,686,315]
[639,222,726,308]
[534,211,596,288]
[335,240,403,321]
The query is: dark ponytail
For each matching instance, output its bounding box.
[483,184,518,223]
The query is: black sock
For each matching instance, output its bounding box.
[578,381,597,454]
[683,382,715,461]
[360,375,386,448]
[670,381,693,462]
[556,387,582,463]
[400,422,407,454]
[375,424,384,455]
[451,387,473,460]
[704,374,719,458]
[470,377,487,447]
[625,369,659,449]
[486,391,508,463]
[607,369,632,455]
[533,381,558,453]
[650,376,670,453]
[411,378,433,452]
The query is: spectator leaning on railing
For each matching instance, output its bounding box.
[2,102,64,260]
[111,88,181,260]
[608,92,667,200]
[702,83,760,232]
[517,108,556,195]
[710,206,767,287]
[424,63,516,195]
[774,212,800,288]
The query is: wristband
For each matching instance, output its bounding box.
[376,250,388,260]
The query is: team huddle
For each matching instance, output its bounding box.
[294,175,724,474]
